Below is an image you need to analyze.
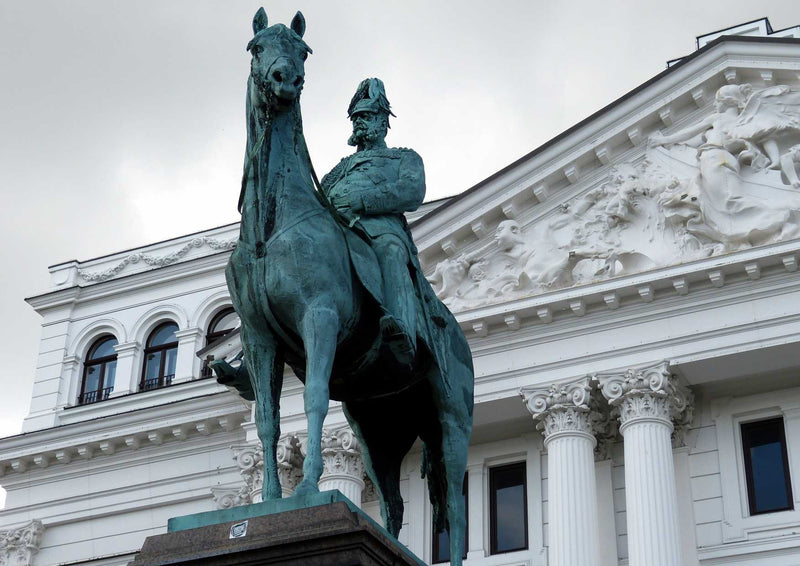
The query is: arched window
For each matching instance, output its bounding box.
[79,336,118,405]
[141,322,178,391]
[201,307,240,377]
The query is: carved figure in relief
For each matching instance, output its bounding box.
[650,84,800,250]
[430,83,800,311]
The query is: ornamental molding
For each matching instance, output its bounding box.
[213,427,368,510]
[595,361,694,435]
[216,434,305,508]
[277,434,304,494]
[521,378,618,457]
[419,76,800,320]
[0,400,247,477]
[521,378,594,439]
[231,442,263,502]
[320,426,364,482]
[78,236,237,283]
[0,520,44,566]
[211,486,249,510]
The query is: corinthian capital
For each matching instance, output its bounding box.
[320,426,364,480]
[596,361,693,430]
[520,378,596,441]
[276,434,304,494]
[231,442,263,499]
[0,520,45,566]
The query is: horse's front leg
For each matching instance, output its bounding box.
[240,323,284,500]
[294,306,339,495]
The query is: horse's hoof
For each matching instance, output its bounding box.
[292,480,320,496]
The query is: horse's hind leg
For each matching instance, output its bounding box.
[440,416,470,566]
[425,363,473,566]
[294,307,339,495]
[343,397,417,537]
[240,324,284,500]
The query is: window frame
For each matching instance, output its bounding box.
[140,322,179,391]
[712,388,800,543]
[489,461,529,555]
[78,335,118,405]
[741,417,794,516]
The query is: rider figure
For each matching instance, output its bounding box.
[321,78,425,364]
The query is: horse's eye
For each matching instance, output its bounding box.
[301,51,308,61]
[252,45,263,56]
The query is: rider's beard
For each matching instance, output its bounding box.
[348,123,384,148]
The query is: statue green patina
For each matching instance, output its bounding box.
[321,77,424,365]
[211,9,474,564]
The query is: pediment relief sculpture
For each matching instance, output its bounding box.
[430,83,800,311]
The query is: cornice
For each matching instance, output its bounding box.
[455,238,800,340]
[412,38,800,245]
[26,252,230,313]
[0,390,250,476]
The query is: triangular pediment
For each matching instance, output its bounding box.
[413,36,800,316]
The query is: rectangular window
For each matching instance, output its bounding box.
[432,474,468,563]
[490,462,528,554]
[741,418,794,515]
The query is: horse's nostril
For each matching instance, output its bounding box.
[293,77,304,87]
[272,70,283,82]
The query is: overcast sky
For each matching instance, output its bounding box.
[1,0,798,481]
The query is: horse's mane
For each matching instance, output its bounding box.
[238,75,310,213]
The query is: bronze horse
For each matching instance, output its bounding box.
[215,9,474,563]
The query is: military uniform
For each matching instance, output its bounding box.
[320,147,425,251]
[321,146,425,362]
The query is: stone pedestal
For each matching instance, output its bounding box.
[129,491,424,566]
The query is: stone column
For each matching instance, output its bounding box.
[318,426,365,507]
[597,362,692,566]
[0,520,45,566]
[521,378,600,566]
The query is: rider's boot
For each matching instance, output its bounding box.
[380,267,418,365]
[380,314,416,365]
[375,235,418,365]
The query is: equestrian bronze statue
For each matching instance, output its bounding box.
[212,9,474,564]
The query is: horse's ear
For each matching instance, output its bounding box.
[253,7,268,35]
[290,11,306,38]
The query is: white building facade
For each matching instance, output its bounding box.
[2,19,800,566]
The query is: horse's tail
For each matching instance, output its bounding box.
[421,441,448,533]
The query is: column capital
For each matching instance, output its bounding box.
[520,377,597,443]
[276,434,304,496]
[595,361,693,432]
[320,425,365,482]
[0,519,45,566]
[231,442,263,503]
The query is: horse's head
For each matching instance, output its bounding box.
[247,8,312,112]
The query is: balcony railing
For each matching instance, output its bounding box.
[78,386,113,405]
[140,374,175,392]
